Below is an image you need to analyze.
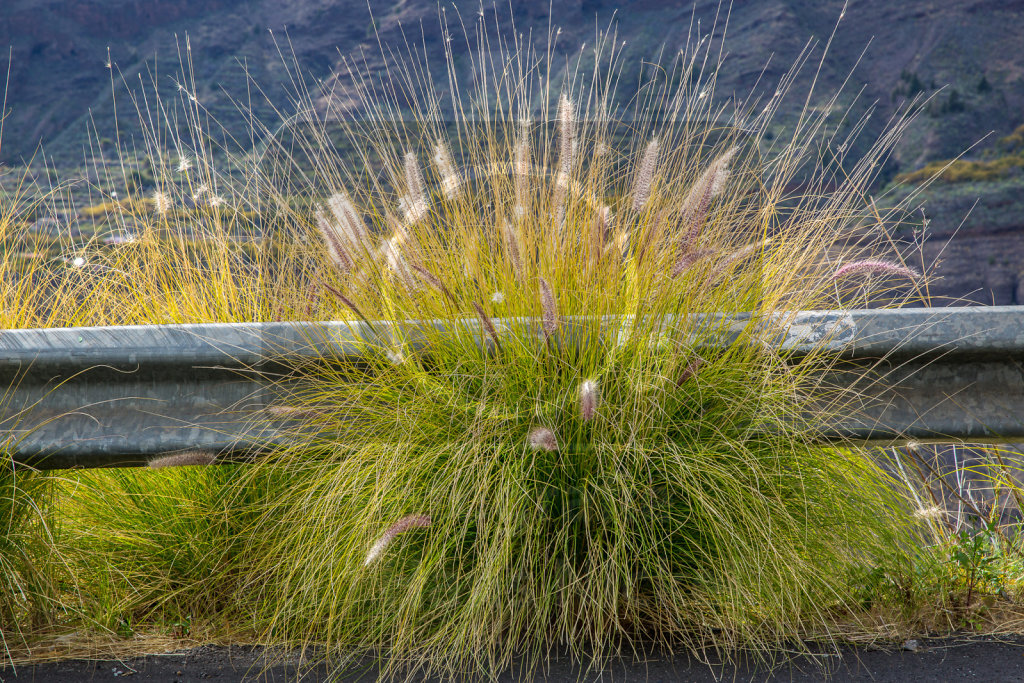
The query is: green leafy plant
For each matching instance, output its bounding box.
[949,522,1002,609]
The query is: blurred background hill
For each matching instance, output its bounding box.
[2,0,1023,304]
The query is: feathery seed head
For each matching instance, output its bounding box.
[579,379,600,421]
[514,124,531,176]
[398,195,429,225]
[514,118,532,212]
[152,191,170,215]
[432,140,462,199]
[322,282,370,324]
[315,208,353,272]
[913,506,945,521]
[832,260,920,281]
[676,357,705,386]
[267,405,320,419]
[528,427,558,452]
[557,93,576,176]
[382,236,407,274]
[500,220,524,282]
[632,138,660,212]
[472,301,502,350]
[539,277,557,339]
[679,146,738,248]
[326,191,370,253]
[364,514,431,566]
[591,205,614,258]
[491,291,505,304]
[671,248,715,277]
[707,238,772,281]
[411,263,455,302]
[402,151,430,224]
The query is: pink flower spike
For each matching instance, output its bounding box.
[832,260,920,281]
[579,379,600,421]
[364,514,432,566]
[539,277,558,340]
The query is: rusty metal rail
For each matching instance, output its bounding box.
[2,306,1023,470]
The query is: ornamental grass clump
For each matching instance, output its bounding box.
[238,17,927,678]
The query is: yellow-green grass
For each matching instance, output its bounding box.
[5,13,1018,679]
[216,21,937,679]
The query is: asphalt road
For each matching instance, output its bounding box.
[4,636,1024,682]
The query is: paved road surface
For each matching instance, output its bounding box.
[4,636,1024,681]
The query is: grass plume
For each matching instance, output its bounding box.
[833,259,921,280]
[364,514,432,567]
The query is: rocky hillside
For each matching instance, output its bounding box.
[3,0,1022,165]
[2,0,1024,304]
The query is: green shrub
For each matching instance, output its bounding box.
[894,154,1024,185]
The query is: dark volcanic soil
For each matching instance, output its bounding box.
[4,636,1024,682]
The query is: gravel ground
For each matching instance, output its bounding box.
[4,636,1024,682]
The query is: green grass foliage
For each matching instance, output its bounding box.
[3,12,1008,680]
[222,20,929,677]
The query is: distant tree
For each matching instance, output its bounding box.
[906,71,925,95]
[946,88,965,113]
[892,69,926,100]
[977,75,992,93]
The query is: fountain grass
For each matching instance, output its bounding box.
[215,15,934,678]
[2,10,995,679]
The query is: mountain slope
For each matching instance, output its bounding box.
[2,0,1022,170]
[3,0,1024,306]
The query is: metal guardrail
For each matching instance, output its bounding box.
[2,306,1023,470]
